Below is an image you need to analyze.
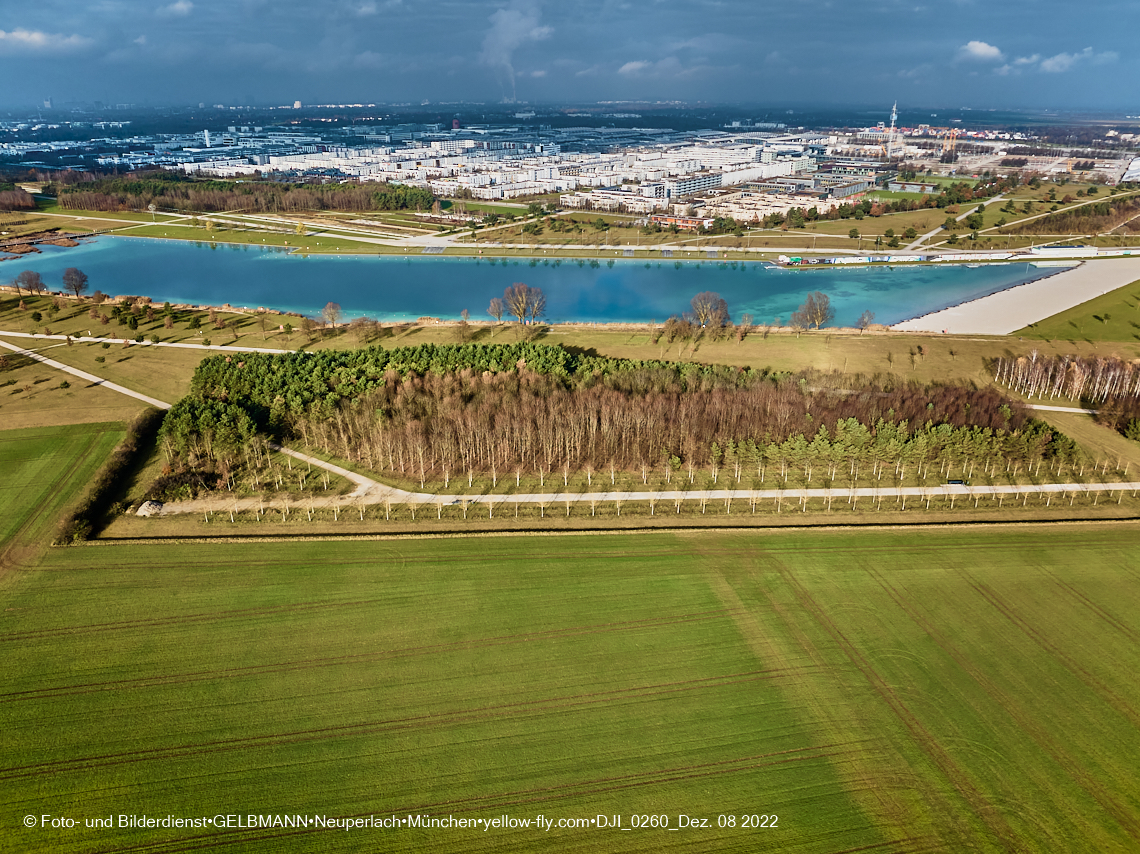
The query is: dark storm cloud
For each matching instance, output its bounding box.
[2,0,1135,108]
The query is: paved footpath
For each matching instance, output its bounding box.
[0,330,291,355]
[161,478,1140,517]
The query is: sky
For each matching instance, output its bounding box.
[1,0,1136,112]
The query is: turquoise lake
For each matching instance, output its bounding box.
[15,237,1057,327]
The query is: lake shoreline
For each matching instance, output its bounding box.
[5,235,1070,331]
[892,257,1140,335]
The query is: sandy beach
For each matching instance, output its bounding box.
[892,257,1140,335]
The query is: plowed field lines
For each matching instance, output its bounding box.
[0,608,744,701]
[1,666,814,782]
[869,568,1140,843]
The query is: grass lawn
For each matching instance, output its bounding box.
[0,423,123,568]
[1,212,69,240]
[0,294,287,346]
[2,520,1139,852]
[6,338,207,404]
[1016,279,1140,343]
[0,348,145,429]
[809,208,943,238]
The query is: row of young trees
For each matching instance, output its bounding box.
[56,175,434,214]
[994,353,1140,404]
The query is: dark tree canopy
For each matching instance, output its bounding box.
[57,175,434,215]
[62,267,89,298]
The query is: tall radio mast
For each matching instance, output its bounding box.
[886,101,898,161]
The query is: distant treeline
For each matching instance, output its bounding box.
[159,343,1076,485]
[55,174,434,213]
[1012,195,1140,235]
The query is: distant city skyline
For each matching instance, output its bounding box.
[1,0,1136,111]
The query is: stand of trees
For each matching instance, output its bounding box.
[185,342,769,432]
[13,270,45,295]
[503,283,545,324]
[56,174,434,214]
[160,342,1077,491]
[994,353,1140,404]
[995,353,1140,442]
[791,292,835,330]
[289,373,1072,485]
[0,188,35,212]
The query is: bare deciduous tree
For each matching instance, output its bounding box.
[455,309,473,343]
[14,270,44,296]
[321,302,342,328]
[488,297,504,323]
[689,291,728,327]
[737,313,754,342]
[301,316,318,342]
[791,291,835,330]
[857,310,876,334]
[62,267,89,299]
[503,283,545,325]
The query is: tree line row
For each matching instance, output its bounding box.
[55,177,434,214]
[994,353,1140,404]
[186,342,777,430]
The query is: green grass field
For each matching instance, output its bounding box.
[1018,281,1140,343]
[0,424,123,569]
[3,514,1140,853]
